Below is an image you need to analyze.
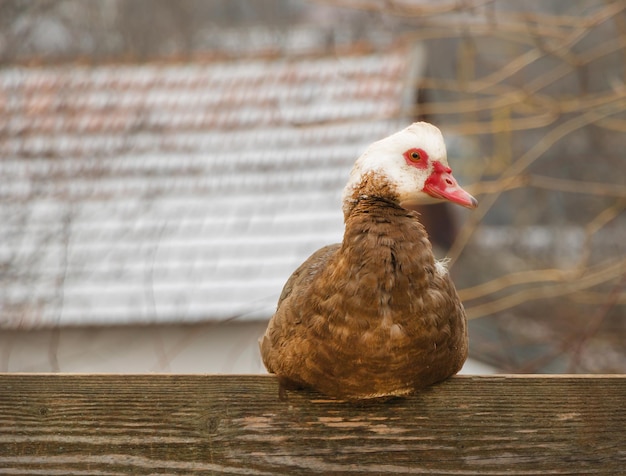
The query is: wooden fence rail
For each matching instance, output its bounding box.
[0,374,624,475]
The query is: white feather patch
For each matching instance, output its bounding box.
[435,258,451,277]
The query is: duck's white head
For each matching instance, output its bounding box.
[342,122,477,217]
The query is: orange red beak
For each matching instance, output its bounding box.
[424,162,478,209]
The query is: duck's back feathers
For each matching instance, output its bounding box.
[260,243,340,375]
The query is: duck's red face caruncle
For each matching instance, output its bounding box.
[423,161,477,209]
[403,147,477,209]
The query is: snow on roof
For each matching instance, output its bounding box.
[0,42,422,328]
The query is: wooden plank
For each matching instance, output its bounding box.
[0,374,624,475]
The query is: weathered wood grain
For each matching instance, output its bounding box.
[0,374,624,475]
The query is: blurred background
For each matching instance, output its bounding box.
[0,0,624,375]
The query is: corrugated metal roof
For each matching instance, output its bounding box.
[0,43,422,328]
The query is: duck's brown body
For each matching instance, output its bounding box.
[261,185,468,399]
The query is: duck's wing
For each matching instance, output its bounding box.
[415,261,469,383]
[277,244,340,307]
[260,243,340,374]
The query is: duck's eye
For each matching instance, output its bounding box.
[404,148,429,168]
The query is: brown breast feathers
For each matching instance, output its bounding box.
[260,187,468,400]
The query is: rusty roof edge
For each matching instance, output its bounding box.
[3,32,418,69]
